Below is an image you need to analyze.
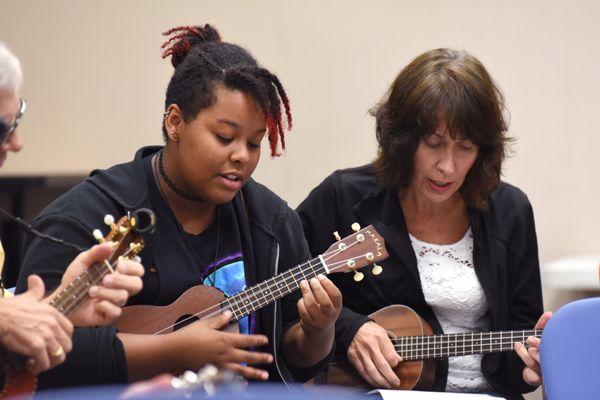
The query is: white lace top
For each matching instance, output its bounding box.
[409,228,492,392]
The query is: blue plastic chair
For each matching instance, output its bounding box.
[541,297,600,400]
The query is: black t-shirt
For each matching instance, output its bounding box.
[142,154,256,334]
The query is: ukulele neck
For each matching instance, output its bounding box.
[221,256,327,322]
[393,329,543,360]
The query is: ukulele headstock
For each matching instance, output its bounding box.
[322,223,388,281]
[92,208,156,265]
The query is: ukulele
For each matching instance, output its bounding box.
[113,223,388,338]
[0,209,155,399]
[320,304,542,390]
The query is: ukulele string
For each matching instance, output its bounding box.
[392,331,543,357]
[390,330,543,345]
[152,236,370,334]
[394,341,539,359]
[56,246,136,316]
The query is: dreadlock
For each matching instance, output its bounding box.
[161,24,292,156]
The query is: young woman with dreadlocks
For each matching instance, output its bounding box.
[15,24,341,389]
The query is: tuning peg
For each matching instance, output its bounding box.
[104,214,115,227]
[333,231,341,241]
[92,229,104,243]
[353,271,364,282]
[351,222,361,232]
[372,263,383,276]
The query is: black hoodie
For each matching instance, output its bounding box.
[16,146,331,389]
[297,164,543,400]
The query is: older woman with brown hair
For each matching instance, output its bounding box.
[297,48,550,399]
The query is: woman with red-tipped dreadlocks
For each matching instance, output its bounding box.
[16,24,340,389]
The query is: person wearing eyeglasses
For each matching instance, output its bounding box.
[0,82,24,166]
[0,42,145,377]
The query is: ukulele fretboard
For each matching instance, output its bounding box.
[393,329,543,360]
[49,261,113,316]
[221,257,327,322]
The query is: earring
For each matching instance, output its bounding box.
[170,131,179,142]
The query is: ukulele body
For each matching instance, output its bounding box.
[114,285,238,335]
[322,304,436,390]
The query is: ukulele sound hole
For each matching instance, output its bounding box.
[175,314,199,331]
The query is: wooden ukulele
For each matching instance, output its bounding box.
[114,224,388,338]
[319,304,543,390]
[0,209,155,399]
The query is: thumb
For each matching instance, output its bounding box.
[25,274,46,301]
[207,310,233,329]
[72,243,114,271]
[535,311,553,329]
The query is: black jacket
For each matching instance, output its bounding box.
[296,164,543,400]
[16,146,329,388]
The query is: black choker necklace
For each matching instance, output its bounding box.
[158,149,203,202]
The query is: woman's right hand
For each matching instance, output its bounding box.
[170,310,273,380]
[347,321,402,389]
[0,275,73,374]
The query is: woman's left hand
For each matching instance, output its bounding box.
[297,275,342,337]
[49,243,145,327]
[515,311,553,387]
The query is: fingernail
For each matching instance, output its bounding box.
[222,310,232,318]
[89,286,98,296]
[262,372,268,379]
[103,275,114,286]
[118,263,128,274]
[317,274,325,280]
[301,280,309,290]
[310,278,318,286]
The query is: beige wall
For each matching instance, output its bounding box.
[2,2,598,398]
[1,0,598,268]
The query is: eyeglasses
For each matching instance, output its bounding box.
[0,98,26,145]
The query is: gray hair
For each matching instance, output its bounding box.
[0,42,23,92]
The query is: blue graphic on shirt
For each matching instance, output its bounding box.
[202,260,250,334]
